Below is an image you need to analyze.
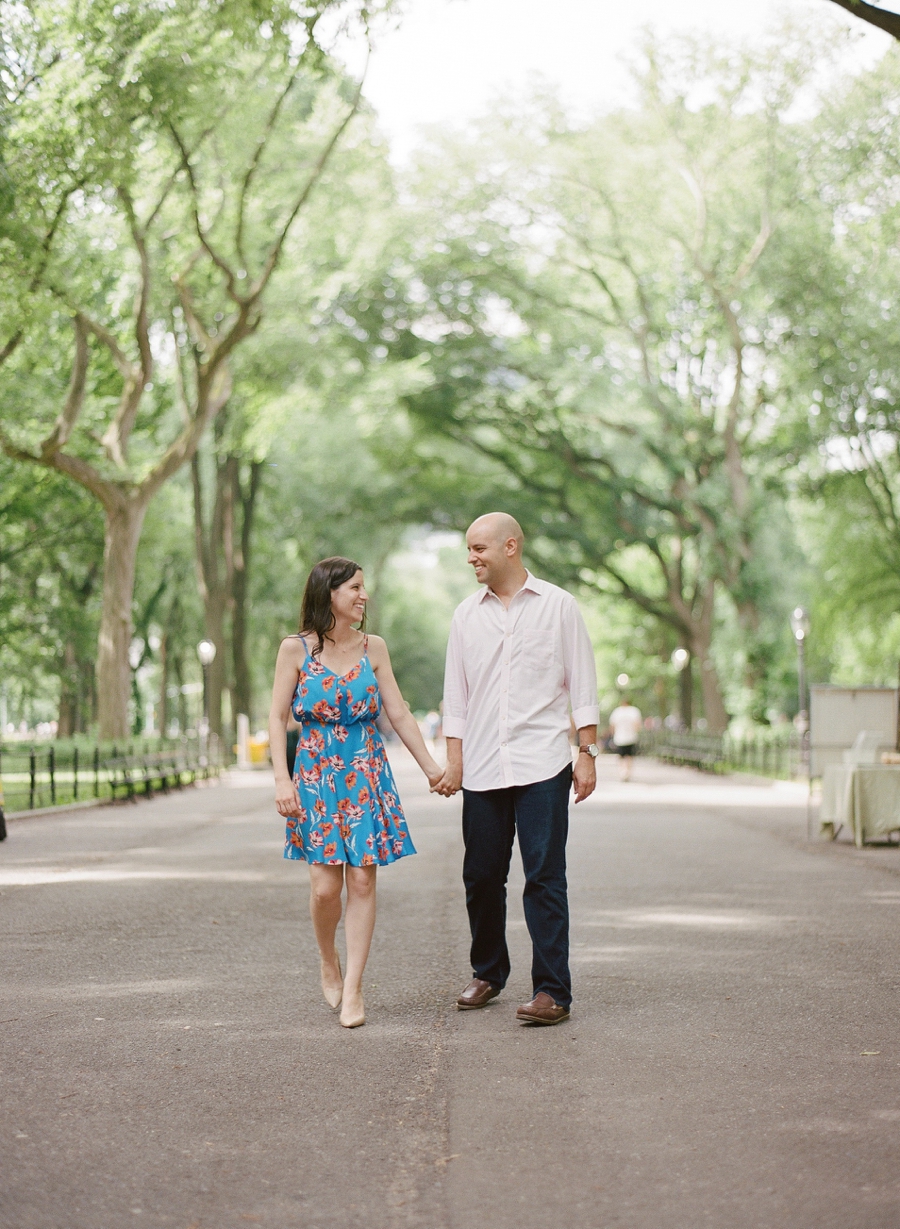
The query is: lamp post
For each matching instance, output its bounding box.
[196,640,216,757]
[790,607,810,777]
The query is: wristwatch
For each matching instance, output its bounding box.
[578,743,599,758]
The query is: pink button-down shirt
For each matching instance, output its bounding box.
[442,572,599,791]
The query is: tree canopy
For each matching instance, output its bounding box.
[0,0,379,735]
[4,11,900,739]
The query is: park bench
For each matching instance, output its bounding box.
[107,750,196,801]
[652,734,724,773]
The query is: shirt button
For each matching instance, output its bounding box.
[501,741,507,746]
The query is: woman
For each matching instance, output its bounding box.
[269,556,443,1029]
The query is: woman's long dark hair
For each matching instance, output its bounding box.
[299,556,365,657]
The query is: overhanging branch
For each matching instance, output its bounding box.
[825,0,900,39]
[40,315,89,456]
[250,53,370,302]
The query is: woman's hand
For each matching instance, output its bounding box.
[432,763,462,796]
[275,779,302,819]
[425,763,444,791]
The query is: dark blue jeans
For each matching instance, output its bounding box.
[461,763,573,1008]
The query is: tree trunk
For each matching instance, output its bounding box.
[172,651,189,734]
[688,613,729,735]
[191,452,231,739]
[96,499,147,739]
[204,592,228,739]
[230,458,262,723]
[158,632,169,737]
[698,653,729,734]
[57,640,78,737]
[678,649,693,730]
[678,581,729,734]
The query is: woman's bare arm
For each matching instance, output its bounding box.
[268,637,304,818]
[367,636,443,786]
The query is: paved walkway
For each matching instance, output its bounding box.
[1,752,899,1229]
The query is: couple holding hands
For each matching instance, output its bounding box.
[269,512,599,1029]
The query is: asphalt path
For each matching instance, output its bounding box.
[1,750,899,1229]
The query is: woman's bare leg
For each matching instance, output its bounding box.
[340,865,377,1027]
[308,864,345,1007]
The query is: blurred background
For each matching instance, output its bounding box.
[2,0,899,757]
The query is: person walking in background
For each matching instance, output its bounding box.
[608,696,642,781]
[269,557,444,1029]
[435,512,599,1026]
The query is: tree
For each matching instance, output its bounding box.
[187,117,399,735]
[777,49,900,669]
[191,411,264,737]
[367,37,821,730]
[0,0,373,736]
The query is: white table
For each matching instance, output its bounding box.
[820,764,900,847]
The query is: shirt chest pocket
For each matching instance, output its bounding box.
[515,628,563,687]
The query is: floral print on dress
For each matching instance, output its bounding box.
[284,638,416,867]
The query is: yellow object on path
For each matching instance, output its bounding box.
[248,737,269,765]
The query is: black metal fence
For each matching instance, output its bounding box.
[0,734,226,815]
[642,728,801,779]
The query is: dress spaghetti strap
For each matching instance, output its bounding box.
[363,634,369,653]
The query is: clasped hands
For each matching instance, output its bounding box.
[428,764,462,797]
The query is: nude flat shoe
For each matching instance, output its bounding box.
[321,954,343,1009]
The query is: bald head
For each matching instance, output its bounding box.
[467,512,524,551]
[465,512,527,593]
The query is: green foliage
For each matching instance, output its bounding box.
[6,13,900,741]
[0,0,389,736]
[772,49,900,689]
[339,33,836,729]
[0,455,103,730]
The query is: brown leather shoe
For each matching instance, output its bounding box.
[456,978,501,1010]
[516,992,570,1026]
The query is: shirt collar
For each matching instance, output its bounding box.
[479,570,544,603]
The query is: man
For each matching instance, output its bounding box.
[436,512,599,1026]
[607,696,642,782]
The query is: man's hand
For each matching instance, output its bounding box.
[432,762,462,796]
[572,753,596,803]
[431,737,463,796]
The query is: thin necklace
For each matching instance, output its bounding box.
[326,632,362,652]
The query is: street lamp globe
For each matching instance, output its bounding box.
[790,607,810,643]
[197,639,217,666]
[671,648,690,670]
[616,673,629,688]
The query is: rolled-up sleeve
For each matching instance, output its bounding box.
[562,597,599,730]
[441,613,468,739]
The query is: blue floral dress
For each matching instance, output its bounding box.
[283,636,417,867]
